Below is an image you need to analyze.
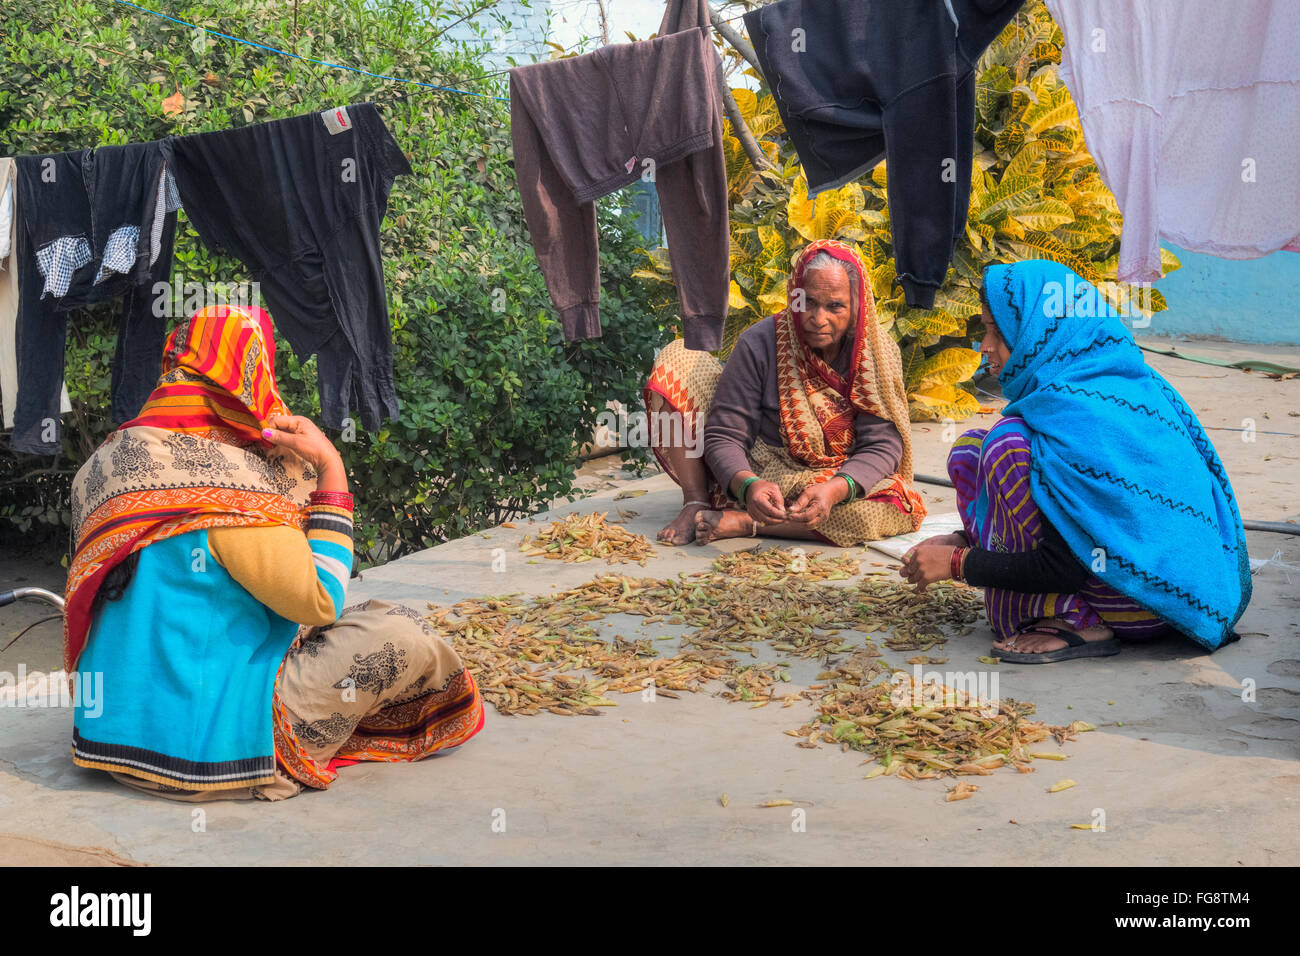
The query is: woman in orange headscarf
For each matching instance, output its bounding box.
[66,304,483,800]
[645,239,925,546]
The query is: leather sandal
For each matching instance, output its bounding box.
[996,622,1120,664]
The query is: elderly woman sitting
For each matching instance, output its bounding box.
[644,239,926,546]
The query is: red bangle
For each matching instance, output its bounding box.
[950,546,967,582]
[309,490,355,511]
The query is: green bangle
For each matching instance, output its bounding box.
[833,472,857,502]
[736,475,760,507]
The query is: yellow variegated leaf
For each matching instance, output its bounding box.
[898,309,965,338]
[633,245,674,283]
[859,234,889,267]
[730,86,759,121]
[1012,198,1075,231]
[934,285,983,317]
[912,383,960,404]
[908,385,980,422]
[729,87,784,140]
[976,175,1040,219]
[728,280,748,311]
[997,217,1026,240]
[914,347,982,387]
[900,342,926,390]
[787,176,866,241]
[758,288,787,315]
[756,225,788,266]
[868,263,897,302]
[1007,231,1102,284]
[1002,139,1047,180]
[642,246,672,271]
[950,245,982,282]
[1028,67,1059,101]
[1031,41,1061,63]
[994,122,1026,156]
[1054,218,1112,249]
[1023,91,1078,134]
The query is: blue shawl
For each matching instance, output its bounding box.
[985,260,1251,649]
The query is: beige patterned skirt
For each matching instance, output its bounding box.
[645,339,919,547]
[111,599,485,801]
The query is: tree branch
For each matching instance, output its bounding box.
[716,70,773,171]
[709,6,763,75]
[704,4,774,172]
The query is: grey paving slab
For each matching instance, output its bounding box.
[1,352,1297,865]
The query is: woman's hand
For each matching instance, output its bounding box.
[744,480,788,524]
[262,414,343,474]
[785,479,846,528]
[906,531,969,553]
[899,544,957,593]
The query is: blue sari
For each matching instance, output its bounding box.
[984,260,1251,649]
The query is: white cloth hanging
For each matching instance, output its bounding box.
[1046,0,1300,281]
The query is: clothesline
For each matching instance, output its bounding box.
[109,0,755,95]
[109,0,510,102]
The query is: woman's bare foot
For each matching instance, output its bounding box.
[993,617,1114,655]
[658,501,710,545]
[694,508,756,545]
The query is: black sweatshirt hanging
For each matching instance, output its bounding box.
[160,102,412,431]
[746,0,1025,309]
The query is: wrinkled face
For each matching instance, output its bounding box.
[979,302,1012,376]
[799,266,854,353]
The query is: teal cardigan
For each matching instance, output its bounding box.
[72,527,348,790]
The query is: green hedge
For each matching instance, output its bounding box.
[0,0,674,562]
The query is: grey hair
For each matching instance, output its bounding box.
[802,251,859,312]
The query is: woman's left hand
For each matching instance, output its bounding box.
[899,544,956,592]
[786,480,844,528]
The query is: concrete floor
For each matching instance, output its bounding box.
[0,338,1296,865]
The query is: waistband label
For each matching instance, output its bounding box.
[321,106,353,135]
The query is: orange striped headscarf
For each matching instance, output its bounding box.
[64,305,314,673]
[120,302,290,443]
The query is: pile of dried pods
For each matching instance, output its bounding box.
[518,511,658,565]
[427,546,1088,787]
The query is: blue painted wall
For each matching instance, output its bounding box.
[1150,243,1300,345]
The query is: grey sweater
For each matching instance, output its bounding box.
[703,317,903,494]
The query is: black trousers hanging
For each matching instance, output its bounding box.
[11,142,176,454]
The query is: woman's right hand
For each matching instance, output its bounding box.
[901,531,969,563]
[262,414,343,473]
[745,480,788,523]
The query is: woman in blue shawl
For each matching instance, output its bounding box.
[900,260,1251,663]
